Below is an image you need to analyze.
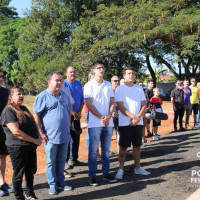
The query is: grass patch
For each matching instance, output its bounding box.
[24,95,36,112]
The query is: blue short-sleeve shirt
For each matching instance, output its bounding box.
[63,80,84,112]
[33,89,71,144]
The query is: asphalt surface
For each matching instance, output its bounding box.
[3,127,200,200]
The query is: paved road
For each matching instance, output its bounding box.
[3,128,200,200]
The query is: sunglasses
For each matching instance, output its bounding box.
[0,75,5,79]
[112,80,120,82]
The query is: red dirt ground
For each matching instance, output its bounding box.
[4,101,195,184]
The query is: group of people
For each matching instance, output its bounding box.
[170,78,200,132]
[0,63,199,200]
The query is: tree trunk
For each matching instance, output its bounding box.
[146,55,156,87]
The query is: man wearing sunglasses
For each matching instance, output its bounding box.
[111,76,120,152]
[189,78,199,128]
[0,69,14,196]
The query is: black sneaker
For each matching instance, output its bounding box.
[179,127,186,132]
[24,192,40,200]
[147,131,152,138]
[102,174,117,183]
[174,127,177,132]
[88,177,98,186]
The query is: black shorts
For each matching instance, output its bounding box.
[119,125,143,148]
[147,119,151,124]
[0,126,8,155]
[191,104,198,115]
[153,119,161,127]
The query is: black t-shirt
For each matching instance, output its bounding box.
[0,106,39,147]
[0,86,8,115]
[0,86,8,136]
[170,87,184,108]
[145,88,154,106]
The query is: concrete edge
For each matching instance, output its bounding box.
[186,188,200,200]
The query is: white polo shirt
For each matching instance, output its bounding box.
[115,84,146,126]
[84,79,114,128]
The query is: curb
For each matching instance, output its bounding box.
[186,188,200,200]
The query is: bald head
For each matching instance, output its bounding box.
[111,75,120,90]
[66,66,76,83]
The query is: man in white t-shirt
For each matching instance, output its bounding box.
[84,61,117,186]
[115,67,151,180]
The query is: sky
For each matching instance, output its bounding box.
[9,0,32,17]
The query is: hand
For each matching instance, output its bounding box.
[74,112,81,120]
[40,132,48,145]
[129,115,140,126]
[173,105,176,112]
[34,138,42,146]
[101,116,110,127]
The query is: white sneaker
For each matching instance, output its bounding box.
[157,135,162,139]
[57,185,73,191]
[153,135,159,141]
[115,169,124,179]
[134,167,151,175]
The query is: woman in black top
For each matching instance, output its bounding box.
[0,86,42,200]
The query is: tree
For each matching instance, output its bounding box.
[0,18,27,85]
[16,0,101,91]
[71,0,200,82]
[0,0,18,26]
[12,0,200,91]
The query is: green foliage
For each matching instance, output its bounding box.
[1,0,199,92]
[0,0,18,26]
[70,0,200,84]
[0,17,27,85]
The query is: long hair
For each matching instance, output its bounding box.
[6,86,35,125]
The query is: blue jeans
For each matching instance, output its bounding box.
[113,117,120,143]
[85,113,89,153]
[196,101,200,125]
[88,127,113,177]
[44,142,68,187]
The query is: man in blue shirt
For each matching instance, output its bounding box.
[33,72,72,195]
[63,66,84,165]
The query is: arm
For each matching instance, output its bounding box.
[137,100,147,118]
[101,97,115,126]
[183,88,188,94]
[85,98,102,119]
[73,82,84,120]
[33,113,48,145]
[116,101,141,126]
[72,103,84,120]
[181,86,188,94]
[171,97,176,112]
[130,100,146,126]
[5,122,42,146]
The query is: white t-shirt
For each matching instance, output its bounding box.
[115,84,146,126]
[84,79,114,128]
